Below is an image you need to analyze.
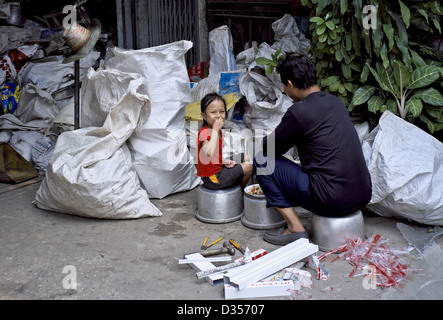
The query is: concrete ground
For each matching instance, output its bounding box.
[0,177,442,301]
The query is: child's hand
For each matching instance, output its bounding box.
[213,118,224,132]
[225,160,235,168]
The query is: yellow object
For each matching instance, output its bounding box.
[208,174,219,184]
[208,237,224,247]
[185,92,240,121]
[202,236,224,249]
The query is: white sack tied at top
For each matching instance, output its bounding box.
[208,25,237,75]
[35,68,162,219]
[105,40,200,199]
[362,111,443,226]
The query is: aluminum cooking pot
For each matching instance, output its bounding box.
[241,184,286,229]
[195,185,243,223]
[311,210,365,251]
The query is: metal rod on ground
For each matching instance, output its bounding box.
[74,59,80,130]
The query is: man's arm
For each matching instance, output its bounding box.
[262,110,301,157]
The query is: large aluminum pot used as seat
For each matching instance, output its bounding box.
[195,185,243,223]
[311,210,365,251]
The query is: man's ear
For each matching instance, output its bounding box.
[287,80,295,90]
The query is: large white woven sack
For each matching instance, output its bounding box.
[34,69,162,219]
[106,40,200,199]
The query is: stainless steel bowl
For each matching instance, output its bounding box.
[241,186,286,229]
[311,210,365,251]
[195,185,243,223]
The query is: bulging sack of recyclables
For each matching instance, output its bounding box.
[240,71,292,132]
[105,40,200,199]
[35,68,162,219]
[363,111,443,226]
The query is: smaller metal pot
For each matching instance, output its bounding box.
[195,185,243,223]
[241,185,286,229]
[311,210,365,251]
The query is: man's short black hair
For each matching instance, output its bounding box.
[277,52,318,89]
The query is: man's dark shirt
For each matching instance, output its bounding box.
[263,91,372,214]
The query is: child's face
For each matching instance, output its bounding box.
[201,99,226,128]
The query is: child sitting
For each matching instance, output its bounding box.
[196,93,252,190]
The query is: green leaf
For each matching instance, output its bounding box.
[382,24,395,51]
[362,29,372,54]
[316,0,330,16]
[256,57,272,66]
[406,98,423,117]
[419,114,435,134]
[432,17,441,33]
[350,61,361,72]
[340,0,348,16]
[394,35,412,69]
[414,88,443,106]
[328,28,337,40]
[410,49,426,68]
[369,63,398,96]
[398,0,411,28]
[319,33,328,42]
[350,85,376,109]
[265,65,273,76]
[344,82,353,92]
[380,43,389,70]
[430,0,443,15]
[392,60,411,90]
[417,9,429,24]
[342,63,352,79]
[424,105,443,123]
[310,17,325,24]
[367,95,385,113]
[372,12,383,50]
[360,60,371,83]
[353,0,363,22]
[316,24,327,35]
[325,20,335,30]
[408,66,441,89]
[389,10,408,45]
[335,48,343,61]
[345,35,352,51]
[322,75,340,86]
[386,99,399,115]
[329,80,340,92]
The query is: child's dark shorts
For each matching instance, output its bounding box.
[201,154,245,190]
[202,165,244,190]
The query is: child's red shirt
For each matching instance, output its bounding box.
[196,126,223,177]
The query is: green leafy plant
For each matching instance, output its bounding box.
[255,49,285,76]
[350,60,443,132]
[300,0,443,135]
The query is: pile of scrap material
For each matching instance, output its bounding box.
[181,238,319,300]
[319,234,416,288]
[182,234,419,299]
[0,2,105,178]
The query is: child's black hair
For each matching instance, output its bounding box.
[276,52,318,89]
[200,92,227,127]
